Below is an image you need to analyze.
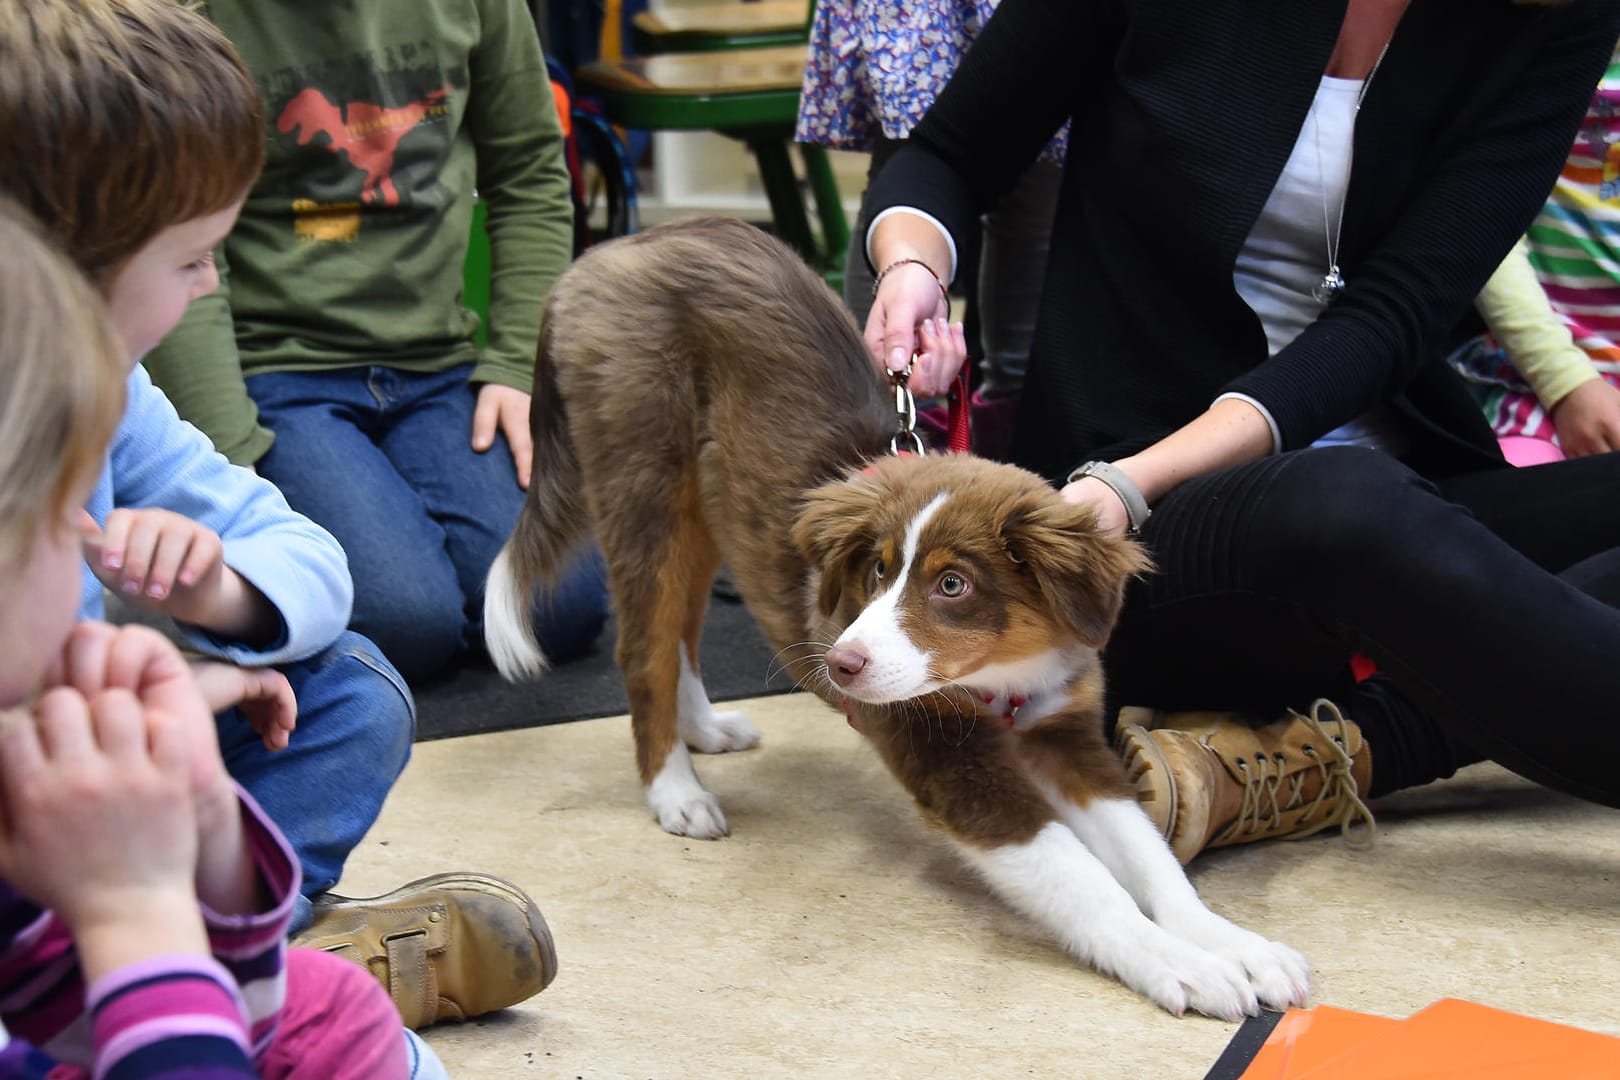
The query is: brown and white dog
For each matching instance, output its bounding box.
[484,217,1308,1018]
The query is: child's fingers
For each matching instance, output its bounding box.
[254,669,297,725]
[104,625,190,699]
[506,421,533,490]
[175,528,222,590]
[96,509,133,572]
[79,514,121,594]
[57,621,118,697]
[238,669,297,750]
[141,530,192,601]
[115,514,164,596]
[88,687,148,763]
[32,687,98,762]
[0,707,47,790]
[145,706,192,780]
[471,392,499,453]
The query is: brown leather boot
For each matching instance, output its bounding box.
[292,872,558,1030]
[1114,699,1376,865]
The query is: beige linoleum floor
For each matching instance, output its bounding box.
[337,693,1620,1079]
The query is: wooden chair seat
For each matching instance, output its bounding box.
[574,42,847,283]
[631,0,810,54]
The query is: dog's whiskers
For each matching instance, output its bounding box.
[768,639,834,689]
[936,677,980,747]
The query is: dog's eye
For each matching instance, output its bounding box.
[873,557,886,580]
[936,572,969,598]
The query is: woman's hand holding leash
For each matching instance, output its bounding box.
[865,213,968,398]
[867,261,967,399]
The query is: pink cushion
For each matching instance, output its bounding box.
[1498,435,1565,468]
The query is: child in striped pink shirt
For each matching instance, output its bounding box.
[1449,43,1620,460]
[0,193,434,1079]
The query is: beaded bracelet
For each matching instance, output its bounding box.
[873,257,951,318]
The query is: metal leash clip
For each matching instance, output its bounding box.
[888,358,927,456]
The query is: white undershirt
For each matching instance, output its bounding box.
[1229,75,1410,455]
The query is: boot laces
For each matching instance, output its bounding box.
[1223,699,1376,848]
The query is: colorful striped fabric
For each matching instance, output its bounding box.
[1452,50,1620,440]
[0,786,297,1079]
[88,958,255,1079]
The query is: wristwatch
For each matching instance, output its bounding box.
[1066,460,1151,537]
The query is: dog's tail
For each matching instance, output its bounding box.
[484,313,591,682]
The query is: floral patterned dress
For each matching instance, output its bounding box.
[795,0,1066,159]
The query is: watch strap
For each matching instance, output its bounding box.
[1066,460,1151,536]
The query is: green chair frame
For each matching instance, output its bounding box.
[573,45,848,287]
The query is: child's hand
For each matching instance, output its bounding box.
[51,624,263,915]
[0,682,206,975]
[472,383,534,489]
[81,506,226,612]
[190,660,298,751]
[80,510,278,645]
[1550,377,1620,458]
[52,623,236,807]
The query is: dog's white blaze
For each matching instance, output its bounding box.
[836,491,948,702]
[483,544,550,680]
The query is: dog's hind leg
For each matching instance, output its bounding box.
[676,548,761,755]
[677,592,764,761]
[612,477,733,839]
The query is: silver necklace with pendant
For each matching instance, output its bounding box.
[1313,40,1391,305]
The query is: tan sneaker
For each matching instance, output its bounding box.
[292,872,558,1030]
[1115,699,1376,865]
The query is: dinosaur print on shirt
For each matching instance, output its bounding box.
[277,86,450,207]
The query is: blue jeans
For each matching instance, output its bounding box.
[249,364,610,682]
[218,630,414,933]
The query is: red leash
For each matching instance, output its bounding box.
[944,366,972,454]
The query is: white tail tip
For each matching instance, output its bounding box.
[483,545,550,681]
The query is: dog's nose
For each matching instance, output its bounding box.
[825,644,869,687]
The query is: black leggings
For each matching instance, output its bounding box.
[1102,445,1620,807]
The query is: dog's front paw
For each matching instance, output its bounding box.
[1157,911,1311,1011]
[682,708,762,755]
[647,782,730,839]
[1231,939,1308,1016]
[1120,935,1259,1021]
[1213,933,1311,1012]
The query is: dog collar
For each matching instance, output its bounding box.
[981,693,1029,727]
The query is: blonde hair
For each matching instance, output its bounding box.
[0,0,264,282]
[0,199,128,573]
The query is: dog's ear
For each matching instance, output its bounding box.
[1001,491,1153,647]
[793,473,883,618]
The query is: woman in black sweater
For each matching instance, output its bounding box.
[861,0,1620,861]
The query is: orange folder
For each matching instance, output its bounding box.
[1239,1006,1399,1079]
[1240,999,1620,1079]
